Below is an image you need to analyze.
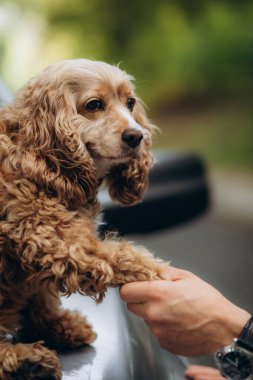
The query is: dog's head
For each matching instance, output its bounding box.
[14,59,156,207]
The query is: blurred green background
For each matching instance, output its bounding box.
[0,0,253,172]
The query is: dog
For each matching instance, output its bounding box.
[0,59,167,379]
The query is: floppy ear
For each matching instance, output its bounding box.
[16,83,98,208]
[105,102,156,206]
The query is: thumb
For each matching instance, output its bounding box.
[161,266,187,281]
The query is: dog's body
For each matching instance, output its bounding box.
[0,59,166,379]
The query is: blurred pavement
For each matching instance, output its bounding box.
[210,169,253,230]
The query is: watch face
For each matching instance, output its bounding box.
[221,350,252,379]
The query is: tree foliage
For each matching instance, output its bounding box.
[1,0,253,109]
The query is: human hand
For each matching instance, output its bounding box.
[120,267,250,356]
[185,365,223,380]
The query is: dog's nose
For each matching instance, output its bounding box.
[122,129,143,148]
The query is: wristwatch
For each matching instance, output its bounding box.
[215,316,253,380]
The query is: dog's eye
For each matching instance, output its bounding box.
[85,99,104,112]
[127,97,136,112]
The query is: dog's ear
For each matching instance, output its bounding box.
[17,83,98,207]
[105,102,156,206]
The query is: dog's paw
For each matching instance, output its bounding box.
[1,348,18,374]
[43,310,97,350]
[56,310,97,349]
[0,342,61,380]
[155,262,171,280]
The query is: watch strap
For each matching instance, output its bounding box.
[237,316,253,352]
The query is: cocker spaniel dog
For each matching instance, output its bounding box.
[0,59,167,379]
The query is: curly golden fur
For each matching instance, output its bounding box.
[0,59,167,379]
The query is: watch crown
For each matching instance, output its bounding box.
[216,351,223,360]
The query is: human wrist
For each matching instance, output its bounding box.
[217,302,251,347]
[214,311,253,380]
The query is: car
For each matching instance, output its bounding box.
[0,80,209,379]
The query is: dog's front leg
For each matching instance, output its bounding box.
[5,200,167,301]
[19,230,167,302]
[47,236,168,302]
[94,239,168,287]
[22,235,167,302]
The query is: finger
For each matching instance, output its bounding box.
[120,266,186,302]
[185,374,223,380]
[185,376,222,380]
[185,365,221,377]
[120,281,155,303]
[160,266,189,281]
